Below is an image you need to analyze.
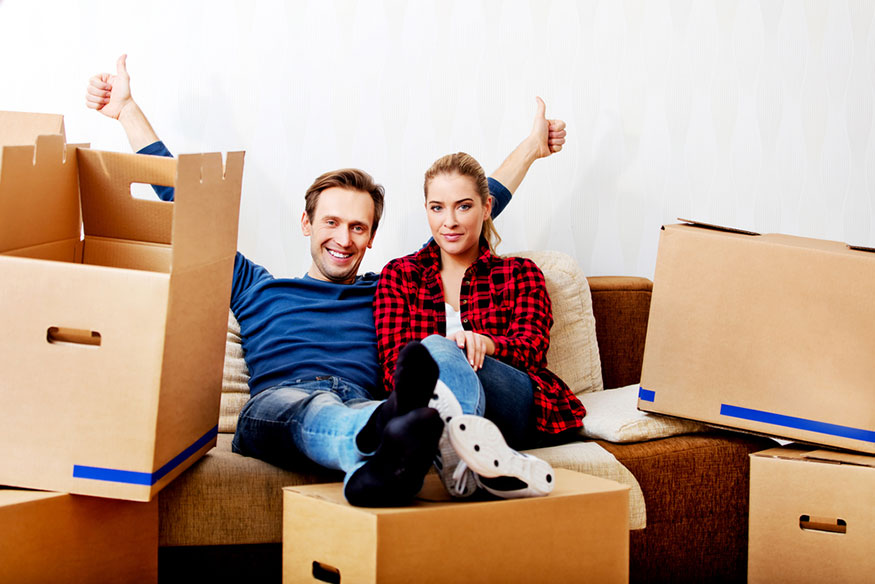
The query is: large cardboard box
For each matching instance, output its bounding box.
[0,487,158,583]
[0,112,244,500]
[748,446,875,583]
[283,469,629,583]
[638,220,875,454]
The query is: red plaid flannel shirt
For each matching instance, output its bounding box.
[374,239,585,434]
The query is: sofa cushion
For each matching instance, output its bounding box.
[514,250,603,396]
[578,385,708,442]
[220,311,249,433]
[158,434,342,546]
[219,250,602,433]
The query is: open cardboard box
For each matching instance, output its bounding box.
[0,112,244,500]
[748,446,874,583]
[0,487,158,583]
[638,220,875,454]
[283,469,629,584]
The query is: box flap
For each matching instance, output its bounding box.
[848,244,875,254]
[77,149,175,245]
[0,111,65,147]
[804,449,875,468]
[0,136,81,253]
[676,218,761,236]
[752,445,875,468]
[0,488,66,507]
[170,151,244,271]
[77,149,244,268]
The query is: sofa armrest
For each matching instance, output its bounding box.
[586,276,652,389]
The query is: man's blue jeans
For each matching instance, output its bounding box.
[231,377,379,486]
[421,334,535,449]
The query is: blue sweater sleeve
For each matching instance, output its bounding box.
[229,252,274,311]
[136,141,176,202]
[488,177,511,219]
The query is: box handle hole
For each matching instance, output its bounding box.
[47,326,101,347]
[312,561,341,583]
[799,514,847,534]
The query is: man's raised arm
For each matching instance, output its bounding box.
[488,96,566,216]
[86,54,174,201]
[85,54,160,153]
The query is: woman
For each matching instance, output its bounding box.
[375,152,585,498]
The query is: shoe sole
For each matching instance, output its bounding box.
[448,415,554,497]
[428,381,476,498]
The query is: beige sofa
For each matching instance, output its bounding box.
[157,251,774,584]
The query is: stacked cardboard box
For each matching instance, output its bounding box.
[0,488,159,583]
[0,112,244,581]
[636,220,875,581]
[748,446,874,583]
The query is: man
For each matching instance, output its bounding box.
[86,55,567,506]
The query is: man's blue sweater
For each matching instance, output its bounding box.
[138,141,511,397]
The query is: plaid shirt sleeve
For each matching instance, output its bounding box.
[478,259,553,371]
[468,256,585,434]
[374,258,416,394]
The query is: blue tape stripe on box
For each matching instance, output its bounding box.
[720,404,875,443]
[638,387,656,402]
[72,425,219,486]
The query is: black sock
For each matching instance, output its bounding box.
[345,407,443,507]
[356,341,439,453]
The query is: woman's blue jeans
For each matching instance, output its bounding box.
[421,334,535,449]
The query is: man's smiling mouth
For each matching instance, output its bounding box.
[327,249,352,259]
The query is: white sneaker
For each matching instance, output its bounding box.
[448,415,555,498]
[428,380,477,498]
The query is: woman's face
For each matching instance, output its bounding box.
[425,172,491,260]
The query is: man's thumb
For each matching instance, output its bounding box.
[116,54,129,78]
[534,96,546,119]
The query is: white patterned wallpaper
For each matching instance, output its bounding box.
[1,0,873,279]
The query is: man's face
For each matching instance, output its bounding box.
[301,187,376,284]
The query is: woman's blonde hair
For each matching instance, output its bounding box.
[423,152,501,254]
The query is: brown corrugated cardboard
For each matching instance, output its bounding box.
[0,112,244,500]
[0,111,65,147]
[0,487,158,583]
[748,446,875,583]
[283,469,629,583]
[638,220,875,454]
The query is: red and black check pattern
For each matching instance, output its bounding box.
[375,240,585,434]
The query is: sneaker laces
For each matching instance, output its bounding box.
[451,460,474,496]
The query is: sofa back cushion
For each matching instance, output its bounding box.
[219,250,602,433]
[513,250,603,396]
[220,311,249,433]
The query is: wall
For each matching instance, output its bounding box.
[2,0,873,278]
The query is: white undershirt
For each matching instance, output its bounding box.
[444,302,464,338]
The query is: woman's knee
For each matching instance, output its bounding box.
[420,334,458,355]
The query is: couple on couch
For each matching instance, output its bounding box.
[86,55,584,507]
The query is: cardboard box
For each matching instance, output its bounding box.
[638,220,875,454]
[283,469,629,583]
[0,487,158,583]
[0,110,65,147]
[0,112,244,500]
[748,446,875,583]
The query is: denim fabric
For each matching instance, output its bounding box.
[421,334,534,449]
[231,377,380,484]
[421,335,486,417]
